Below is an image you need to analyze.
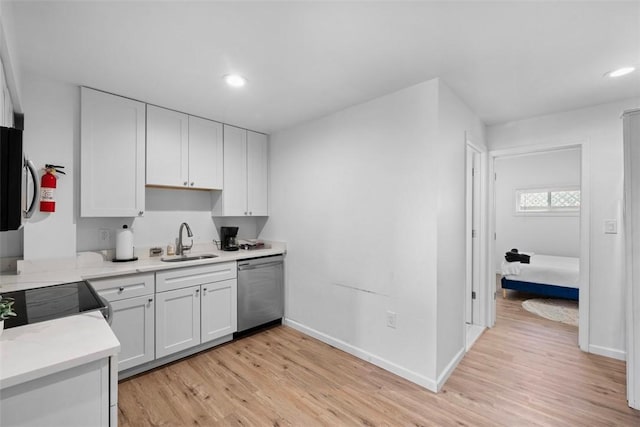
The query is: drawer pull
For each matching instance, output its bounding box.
[118,287,124,292]
[148,298,153,303]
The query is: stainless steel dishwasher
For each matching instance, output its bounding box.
[237,255,284,332]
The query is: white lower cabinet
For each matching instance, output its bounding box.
[201,278,237,344]
[109,296,155,371]
[91,263,237,373]
[155,285,201,358]
[90,273,155,372]
[1,358,112,427]
[155,263,237,358]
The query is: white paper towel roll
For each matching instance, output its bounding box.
[115,225,134,260]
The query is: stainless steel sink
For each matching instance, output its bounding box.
[160,254,218,262]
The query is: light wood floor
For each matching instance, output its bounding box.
[118,295,640,426]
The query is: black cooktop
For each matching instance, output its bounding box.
[2,280,106,330]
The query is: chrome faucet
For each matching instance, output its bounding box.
[176,222,193,256]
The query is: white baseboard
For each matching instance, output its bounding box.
[436,347,465,391]
[284,318,438,392]
[588,344,626,361]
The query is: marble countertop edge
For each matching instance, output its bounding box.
[0,311,120,390]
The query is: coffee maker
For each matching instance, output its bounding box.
[220,226,239,251]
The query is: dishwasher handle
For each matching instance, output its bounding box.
[238,260,283,271]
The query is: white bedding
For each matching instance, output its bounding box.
[501,254,580,289]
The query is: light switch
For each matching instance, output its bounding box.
[604,220,618,234]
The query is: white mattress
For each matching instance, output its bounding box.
[501,254,580,289]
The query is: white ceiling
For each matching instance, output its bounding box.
[7,1,640,133]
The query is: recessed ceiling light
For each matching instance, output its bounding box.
[224,74,247,87]
[605,67,636,78]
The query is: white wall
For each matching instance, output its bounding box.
[19,71,261,260]
[262,79,441,387]
[435,82,486,378]
[494,148,581,269]
[22,72,78,260]
[261,78,485,390]
[488,97,640,358]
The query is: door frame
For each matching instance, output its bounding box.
[465,138,487,327]
[486,140,590,352]
[623,108,640,409]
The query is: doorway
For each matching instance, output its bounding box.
[487,142,590,351]
[465,137,487,350]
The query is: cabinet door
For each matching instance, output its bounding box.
[155,286,201,358]
[247,131,269,216]
[146,105,189,187]
[0,358,110,427]
[109,295,155,371]
[201,279,237,343]
[189,116,223,189]
[220,124,248,215]
[80,88,145,217]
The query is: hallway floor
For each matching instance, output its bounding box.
[118,295,639,426]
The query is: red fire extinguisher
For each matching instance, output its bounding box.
[40,164,65,213]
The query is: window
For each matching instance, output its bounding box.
[515,187,580,214]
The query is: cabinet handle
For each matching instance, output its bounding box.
[249,211,252,216]
[118,287,124,292]
[184,181,188,186]
[148,298,153,303]
[244,211,247,215]
[190,182,194,187]
[138,211,144,216]
[195,289,200,295]
[203,287,207,295]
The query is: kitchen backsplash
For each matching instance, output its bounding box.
[76,188,263,253]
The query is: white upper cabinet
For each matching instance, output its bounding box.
[213,125,268,216]
[218,124,248,216]
[80,87,145,217]
[146,105,222,190]
[189,115,223,189]
[247,131,269,216]
[146,106,189,187]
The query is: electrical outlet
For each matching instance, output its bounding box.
[99,229,111,242]
[386,311,397,329]
[604,220,618,234]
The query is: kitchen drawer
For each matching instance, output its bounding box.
[156,262,236,293]
[90,273,155,302]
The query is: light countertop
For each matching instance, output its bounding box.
[0,241,286,292]
[0,311,120,390]
[0,241,285,389]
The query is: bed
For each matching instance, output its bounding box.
[501,254,580,300]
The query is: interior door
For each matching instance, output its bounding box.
[466,145,481,325]
[471,149,481,324]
